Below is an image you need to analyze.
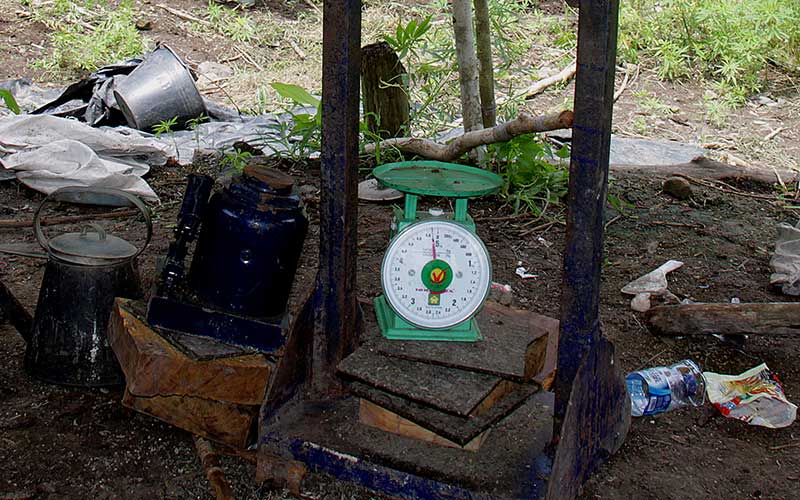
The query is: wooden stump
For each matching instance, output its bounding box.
[361,41,410,139]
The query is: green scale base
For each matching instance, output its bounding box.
[373,295,482,342]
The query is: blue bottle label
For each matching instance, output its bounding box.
[641,370,672,415]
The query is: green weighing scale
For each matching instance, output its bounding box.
[373,161,503,342]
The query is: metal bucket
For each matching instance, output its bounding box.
[113,46,206,131]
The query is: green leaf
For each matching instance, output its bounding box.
[0,89,20,115]
[555,145,571,159]
[270,82,320,107]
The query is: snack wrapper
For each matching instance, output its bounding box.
[704,363,796,428]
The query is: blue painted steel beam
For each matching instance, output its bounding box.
[312,0,362,395]
[261,430,555,500]
[554,0,621,436]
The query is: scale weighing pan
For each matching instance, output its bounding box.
[373,161,503,198]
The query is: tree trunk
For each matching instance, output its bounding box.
[452,0,482,134]
[360,41,410,139]
[473,0,496,127]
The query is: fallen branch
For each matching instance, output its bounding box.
[363,110,573,161]
[156,4,211,26]
[524,62,577,100]
[646,302,800,336]
[194,436,234,500]
[674,174,778,201]
[0,208,138,229]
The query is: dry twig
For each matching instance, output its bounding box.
[363,110,573,160]
[524,62,577,99]
[287,38,307,60]
[156,4,211,26]
[234,45,264,71]
[764,127,787,141]
[770,441,800,451]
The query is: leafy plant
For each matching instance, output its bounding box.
[221,150,253,172]
[268,82,322,159]
[187,113,210,150]
[0,90,20,115]
[153,116,178,137]
[153,116,180,161]
[490,134,570,216]
[383,16,432,60]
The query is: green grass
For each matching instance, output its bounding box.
[206,1,259,43]
[33,0,146,77]
[619,0,800,106]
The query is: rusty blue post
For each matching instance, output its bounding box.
[554,0,620,435]
[312,0,362,395]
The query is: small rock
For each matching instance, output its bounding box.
[197,61,235,82]
[662,176,693,200]
[297,185,318,199]
[135,19,153,31]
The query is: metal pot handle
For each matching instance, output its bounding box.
[33,187,153,262]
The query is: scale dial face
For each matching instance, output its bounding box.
[381,219,492,330]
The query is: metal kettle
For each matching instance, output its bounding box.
[0,187,151,387]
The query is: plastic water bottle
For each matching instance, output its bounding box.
[626,359,706,417]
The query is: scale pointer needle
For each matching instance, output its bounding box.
[431,238,436,260]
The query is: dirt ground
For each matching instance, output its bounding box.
[1,1,799,500]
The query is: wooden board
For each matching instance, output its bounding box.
[348,380,540,445]
[646,302,800,336]
[122,390,257,449]
[369,301,555,382]
[359,399,489,452]
[338,348,504,417]
[109,299,274,405]
[546,337,630,500]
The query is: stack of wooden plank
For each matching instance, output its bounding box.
[338,301,558,451]
[108,299,274,448]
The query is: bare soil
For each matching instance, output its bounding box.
[0,1,799,499]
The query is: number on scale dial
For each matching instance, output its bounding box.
[381,219,492,329]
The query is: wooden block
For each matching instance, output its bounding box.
[122,389,257,449]
[348,380,540,445]
[369,300,555,382]
[339,348,504,417]
[535,323,559,391]
[109,299,273,405]
[646,302,800,336]
[359,399,489,452]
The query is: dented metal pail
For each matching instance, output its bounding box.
[113,46,206,131]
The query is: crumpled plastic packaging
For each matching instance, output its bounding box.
[704,363,797,428]
[770,221,800,295]
[0,115,164,200]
